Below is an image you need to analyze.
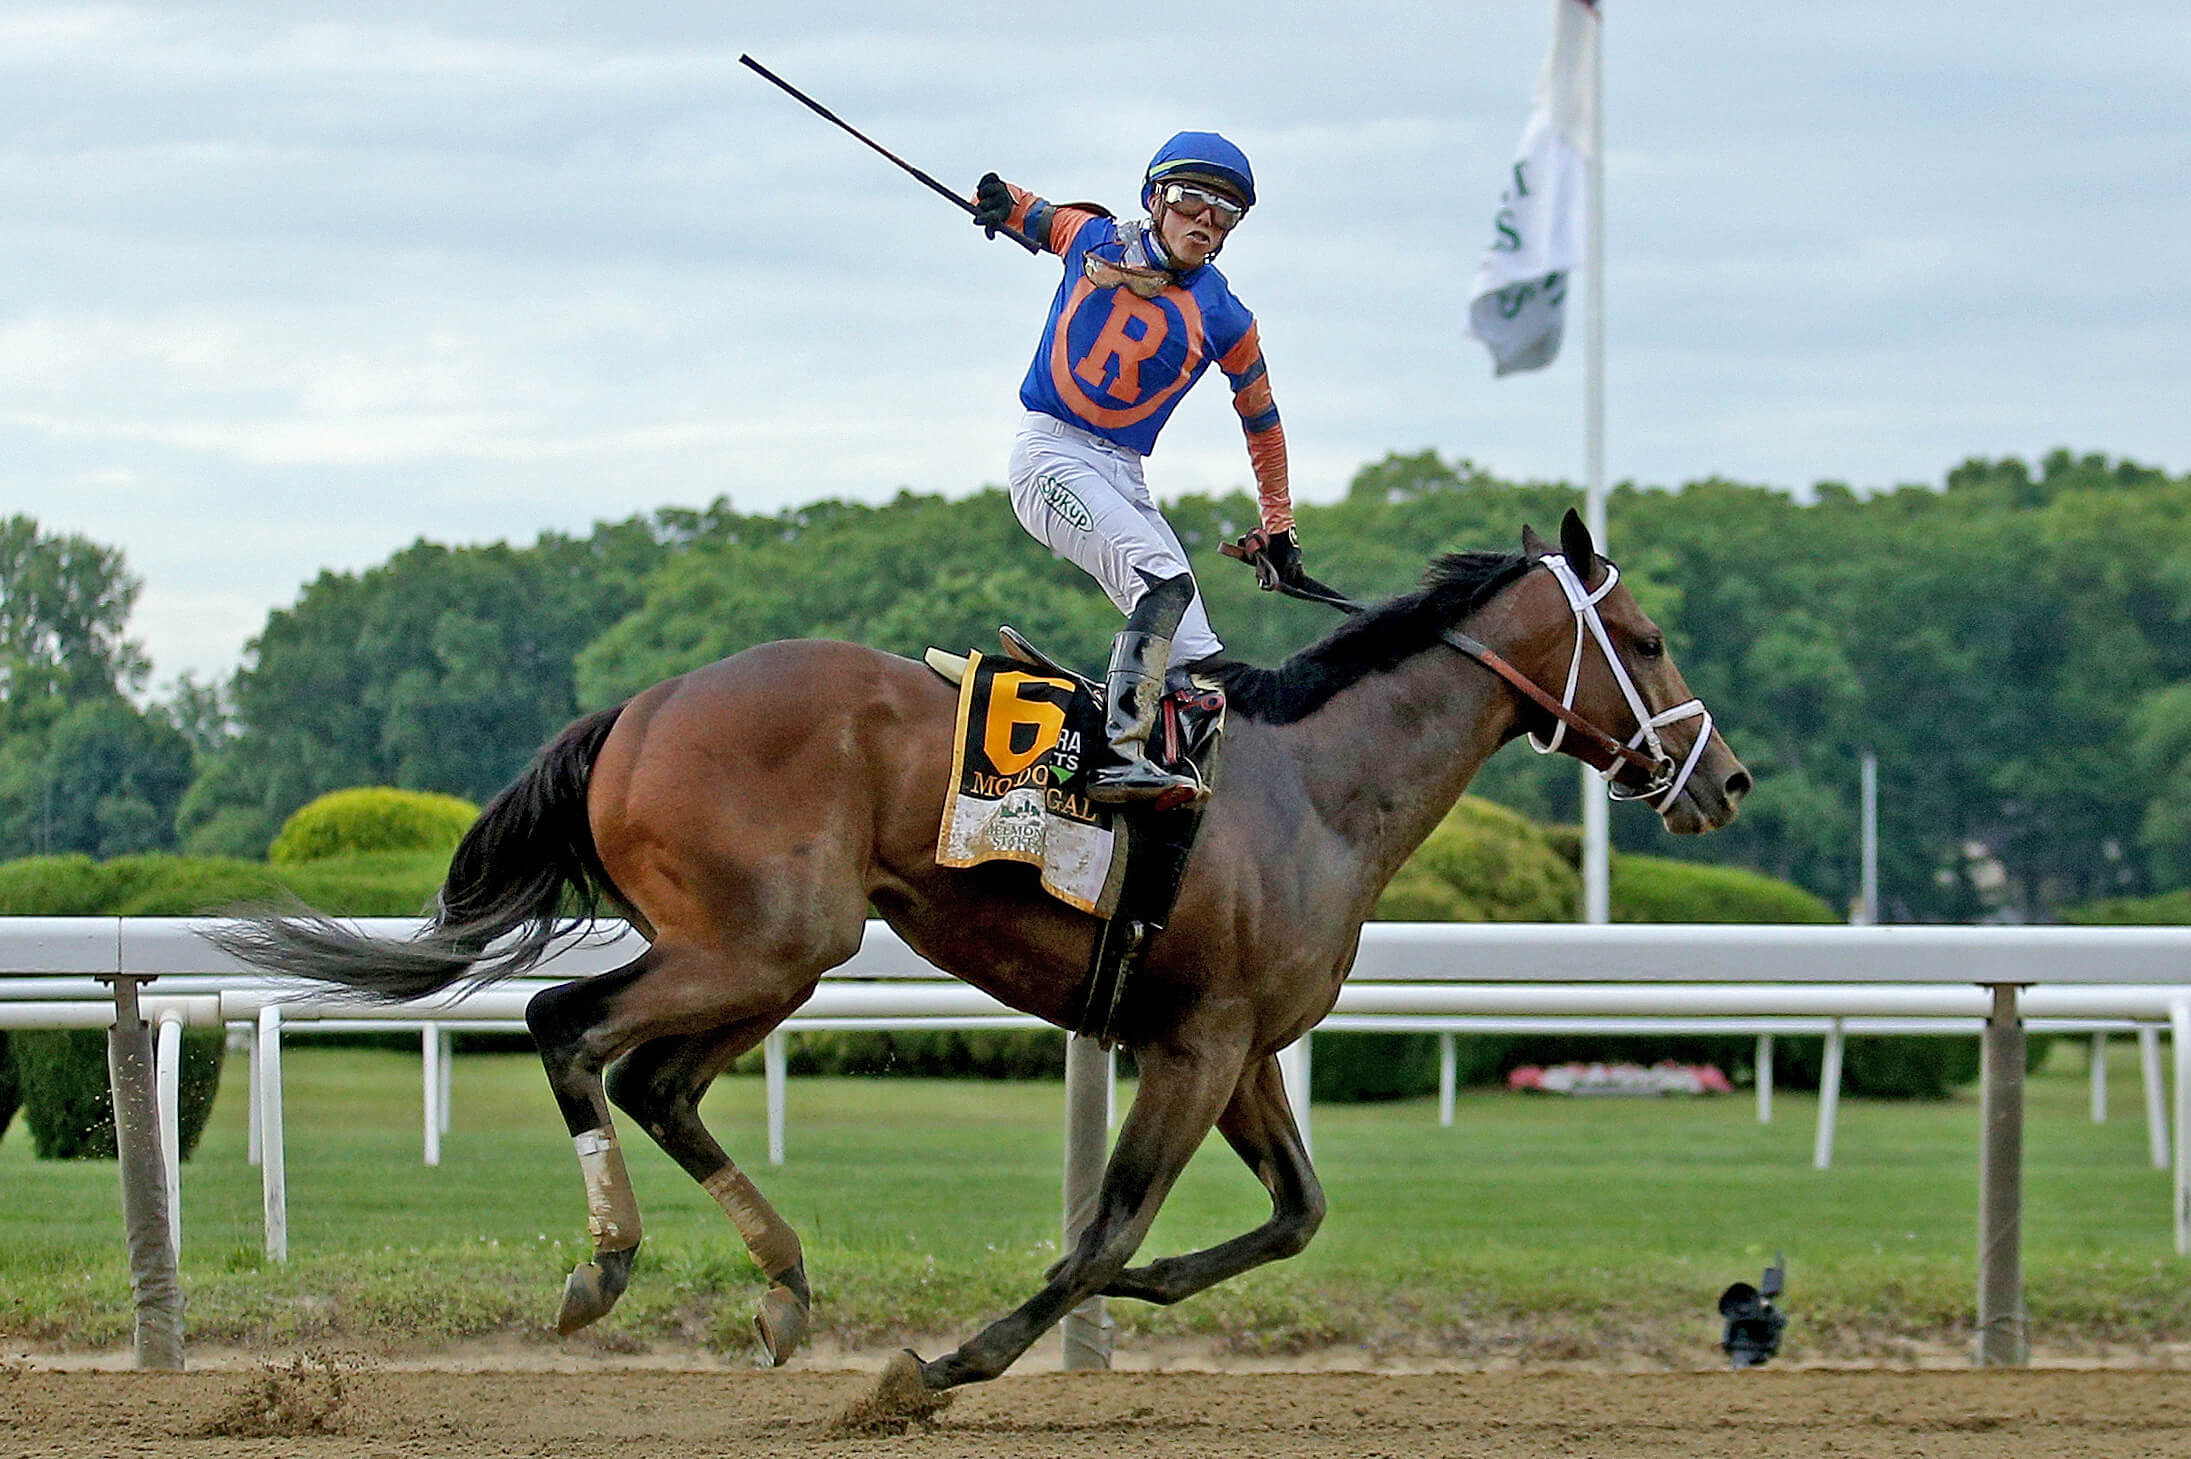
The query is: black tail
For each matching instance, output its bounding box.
[209,703,630,1002]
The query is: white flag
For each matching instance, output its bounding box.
[1466,0,1598,375]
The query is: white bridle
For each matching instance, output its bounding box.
[1526,554,1715,813]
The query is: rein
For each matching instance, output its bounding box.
[1234,547,1711,810]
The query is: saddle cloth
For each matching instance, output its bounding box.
[934,649,1128,917]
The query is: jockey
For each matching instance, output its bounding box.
[974,131,1314,804]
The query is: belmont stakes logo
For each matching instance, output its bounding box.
[1035,472,1093,532]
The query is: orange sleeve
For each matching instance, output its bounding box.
[1222,325,1294,536]
[994,183,1106,257]
[1245,422,1293,537]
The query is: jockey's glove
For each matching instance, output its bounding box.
[973,172,1014,235]
[1260,529,1305,590]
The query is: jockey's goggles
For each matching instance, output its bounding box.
[1159,182,1245,227]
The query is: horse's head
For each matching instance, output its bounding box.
[1504,510,1750,834]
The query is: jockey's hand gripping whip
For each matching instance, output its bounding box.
[1220,529,1358,613]
[738,55,1043,254]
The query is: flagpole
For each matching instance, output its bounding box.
[1580,0,1609,925]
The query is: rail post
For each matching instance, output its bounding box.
[1278,1034,1312,1161]
[1812,1020,1844,1169]
[155,1009,183,1259]
[1438,1032,1457,1128]
[2142,1024,2170,1170]
[766,1029,788,1167]
[422,1022,443,1166]
[1976,983,2027,1365]
[258,1003,288,1262]
[2173,1001,2191,1256]
[1060,1034,1114,1370]
[102,973,183,1369]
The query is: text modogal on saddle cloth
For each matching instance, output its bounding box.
[935,650,1127,917]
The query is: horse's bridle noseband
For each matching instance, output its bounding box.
[1507,553,1713,812]
[1233,543,1714,813]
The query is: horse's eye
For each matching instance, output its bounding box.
[1637,637,1664,660]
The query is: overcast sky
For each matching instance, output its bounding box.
[4,1,2185,689]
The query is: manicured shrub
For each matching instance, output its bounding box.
[1373,798,1578,922]
[0,850,452,918]
[11,1027,225,1160]
[1610,855,1837,923]
[1348,814,1963,1098]
[746,1028,1067,1080]
[244,851,453,915]
[1309,1032,1442,1103]
[2061,890,2191,925]
[178,806,282,860]
[1344,803,1840,1101]
[0,848,449,1153]
[0,854,159,915]
[1370,804,1837,927]
[1769,1029,2048,1098]
[268,788,479,866]
[0,1033,19,1143]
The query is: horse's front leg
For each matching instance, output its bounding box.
[1102,1052,1325,1305]
[918,1042,1245,1391]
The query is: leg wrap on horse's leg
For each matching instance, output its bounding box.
[704,1163,810,1365]
[555,1126,645,1335]
[576,1127,643,1251]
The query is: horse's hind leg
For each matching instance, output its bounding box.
[1102,1052,1325,1305]
[524,940,817,1336]
[607,1024,811,1365]
[526,962,652,1332]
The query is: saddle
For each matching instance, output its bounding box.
[923,627,1225,800]
[925,627,1225,1048]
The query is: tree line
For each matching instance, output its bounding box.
[4,446,2184,922]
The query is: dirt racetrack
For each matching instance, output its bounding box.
[7,1360,2191,1459]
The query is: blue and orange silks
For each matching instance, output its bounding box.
[996,184,1293,538]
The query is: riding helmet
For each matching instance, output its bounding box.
[1142,131,1256,212]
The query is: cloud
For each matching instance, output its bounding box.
[2,1,2185,686]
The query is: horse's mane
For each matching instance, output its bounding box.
[1199,550,1533,724]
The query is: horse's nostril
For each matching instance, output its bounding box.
[1725,769,1753,801]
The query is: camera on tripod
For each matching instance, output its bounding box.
[1716,1256,1786,1368]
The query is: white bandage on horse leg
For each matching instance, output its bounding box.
[703,1164,804,1278]
[573,1127,643,1252]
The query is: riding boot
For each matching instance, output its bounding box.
[1091,572,1205,806]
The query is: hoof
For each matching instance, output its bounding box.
[753,1280,809,1367]
[826,1349,953,1437]
[554,1243,637,1336]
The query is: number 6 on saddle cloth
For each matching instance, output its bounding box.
[926,626,1225,1046]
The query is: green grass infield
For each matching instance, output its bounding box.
[3,1039,2185,1364]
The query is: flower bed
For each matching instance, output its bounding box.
[1507,1061,1733,1097]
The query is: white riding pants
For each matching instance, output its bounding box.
[1006,411,1224,666]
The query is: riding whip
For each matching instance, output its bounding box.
[1221,530,1361,613]
[738,54,1043,254]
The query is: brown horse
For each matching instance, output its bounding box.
[217,510,1747,1416]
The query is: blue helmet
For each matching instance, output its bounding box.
[1142,131,1256,212]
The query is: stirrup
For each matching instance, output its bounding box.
[1090,757,1207,807]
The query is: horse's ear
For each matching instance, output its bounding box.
[1559,508,1604,588]
[1521,523,1552,561]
